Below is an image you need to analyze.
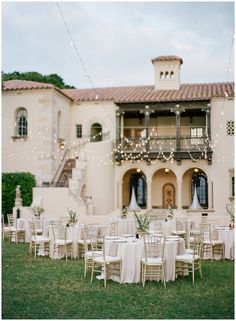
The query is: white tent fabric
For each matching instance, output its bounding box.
[128,187,141,210]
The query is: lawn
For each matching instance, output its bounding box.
[2,242,234,319]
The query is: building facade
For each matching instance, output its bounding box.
[2,56,234,221]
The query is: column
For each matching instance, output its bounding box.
[177,178,182,210]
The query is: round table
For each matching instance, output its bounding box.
[105,236,185,283]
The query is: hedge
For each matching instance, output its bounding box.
[2,172,36,221]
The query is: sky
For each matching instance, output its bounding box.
[2,1,235,89]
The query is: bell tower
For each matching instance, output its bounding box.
[152,55,183,90]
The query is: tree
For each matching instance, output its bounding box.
[2,172,36,221]
[2,71,75,89]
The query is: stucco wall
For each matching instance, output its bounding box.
[2,89,71,185]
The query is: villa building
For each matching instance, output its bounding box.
[2,56,234,222]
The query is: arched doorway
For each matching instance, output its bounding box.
[163,183,175,208]
[191,171,208,208]
[182,168,208,209]
[122,169,147,208]
[90,123,102,142]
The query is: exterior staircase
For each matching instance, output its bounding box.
[68,156,87,206]
[56,159,76,187]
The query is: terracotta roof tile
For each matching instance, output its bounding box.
[3,79,54,90]
[63,82,234,103]
[152,55,183,64]
[3,79,234,103]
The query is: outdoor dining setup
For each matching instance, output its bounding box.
[2,201,235,288]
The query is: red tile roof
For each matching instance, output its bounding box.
[63,83,234,103]
[152,55,183,65]
[3,79,54,90]
[3,79,234,103]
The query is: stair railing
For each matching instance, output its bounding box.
[50,148,70,186]
[226,200,235,222]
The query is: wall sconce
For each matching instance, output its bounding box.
[136,168,141,173]
[165,168,170,174]
[194,168,199,173]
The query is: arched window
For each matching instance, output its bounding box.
[130,173,147,207]
[90,123,102,142]
[170,71,175,79]
[191,172,208,208]
[15,108,28,136]
[165,71,169,79]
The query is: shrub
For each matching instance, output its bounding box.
[2,172,36,221]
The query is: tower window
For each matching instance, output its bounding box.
[160,72,164,79]
[165,71,169,79]
[170,71,174,79]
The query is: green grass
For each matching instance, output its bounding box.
[2,242,234,319]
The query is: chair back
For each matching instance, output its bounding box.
[175,219,187,233]
[31,217,41,229]
[110,221,118,236]
[149,220,162,235]
[7,214,15,228]
[199,223,211,242]
[143,235,165,262]
[51,223,67,242]
[29,221,37,238]
[192,232,203,258]
[89,233,104,260]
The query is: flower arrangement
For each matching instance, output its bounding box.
[31,206,44,217]
[67,208,77,224]
[121,207,128,219]
[134,210,150,233]
[166,204,174,220]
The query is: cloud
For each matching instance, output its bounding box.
[2,1,234,88]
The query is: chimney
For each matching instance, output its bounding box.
[152,55,183,90]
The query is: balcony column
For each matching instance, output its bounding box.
[116,109,121,142]
[177,178,182,210]
[205,109,211,140]
[121,113,124,139]
[171,104,185,164]
[140,106,154,162]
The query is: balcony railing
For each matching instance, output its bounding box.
[115,126,212,164]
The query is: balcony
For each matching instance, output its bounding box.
[115,126,212,164]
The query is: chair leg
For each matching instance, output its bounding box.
[162,264,166,288]
[84,259,87,278]
[192,262,195,284]
[90,261,94,284]
[104,264,107,287]
[142,264,146,287]
[199,260,203,278]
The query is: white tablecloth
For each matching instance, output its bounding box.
[212,227,235,260]
[105,236,185,283]
[48,224,85,259]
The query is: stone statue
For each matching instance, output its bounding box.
[15,185,22,207]
[16,185,21,199]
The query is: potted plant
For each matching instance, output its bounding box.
[67,208,77,226]
[31,206,44,217]
[134,210,150,237]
